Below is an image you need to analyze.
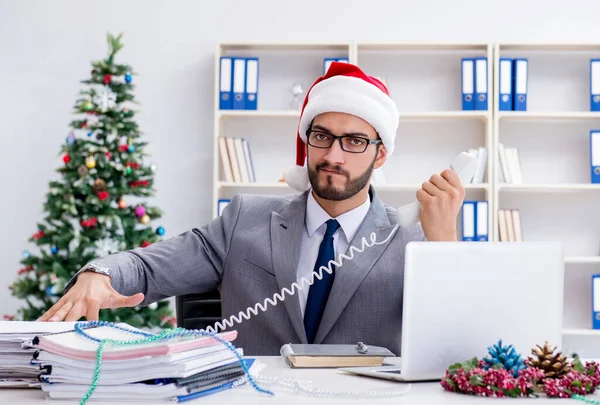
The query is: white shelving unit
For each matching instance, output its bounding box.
[213,41,600,356]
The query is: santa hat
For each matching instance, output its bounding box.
[284,61,400,192]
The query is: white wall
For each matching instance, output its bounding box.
[2,0,600,316]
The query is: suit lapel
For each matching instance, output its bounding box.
[270,192,309,343]
[313,187,394,343]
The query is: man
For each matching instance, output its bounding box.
[38,62,465,355]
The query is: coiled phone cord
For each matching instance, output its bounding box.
[204,223,400,334]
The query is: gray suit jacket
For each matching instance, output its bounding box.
[86,186,426,356]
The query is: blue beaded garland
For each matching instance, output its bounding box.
[73,321,273,405]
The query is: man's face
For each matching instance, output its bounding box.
[306,112,387,201]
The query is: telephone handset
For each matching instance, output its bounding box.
[395,152,480,228]
[205,152,480,335]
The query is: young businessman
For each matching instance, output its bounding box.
[38,62,465,355]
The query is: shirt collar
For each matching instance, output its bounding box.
[306,190,371,243]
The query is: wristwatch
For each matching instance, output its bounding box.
[64,261,112,293]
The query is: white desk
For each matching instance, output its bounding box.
[1,356,600,404]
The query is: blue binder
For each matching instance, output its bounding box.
[232,58,246,110]
[593,275,600,329]
[461,201,476,241]
[499,58,513,111]
[591,59,600,111]
[324,58,336,75]
[591,130,600,183]
[219,57,233,110]
[476,201,488,241]
[512,58,528,111]
[245,58,259,110]
[474,58,488,111]
[461,58,475,110]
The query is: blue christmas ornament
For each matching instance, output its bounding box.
[45,285,57,297]
[156,226,165,236]
[87,131,93,137]
[51,246,58,254]
[125,73,132,83]
[22,250,30,259]
[128,145,135,153]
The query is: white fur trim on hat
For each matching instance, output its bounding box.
[297,75,399,156]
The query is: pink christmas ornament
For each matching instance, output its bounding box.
[135,205,146,217]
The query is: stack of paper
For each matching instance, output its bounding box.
[0,321,77,387]
[30,323,254,402]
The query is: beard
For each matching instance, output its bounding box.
[307,156,376,201]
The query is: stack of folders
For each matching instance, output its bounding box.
[498,209,523,242]
[218,136,255,184]
[497,143,523,184]
[497,58,528,111]
[461,57,489,111]
[0,321,76,387]
[219,56,259,110]
[461,200,488,242]
[29,323,256,402]
[467,147,488,184]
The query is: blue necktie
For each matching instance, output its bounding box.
[304,219,340,343]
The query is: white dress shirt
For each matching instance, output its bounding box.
[296,190,371,319]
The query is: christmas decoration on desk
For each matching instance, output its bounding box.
[441,339,600,399]
[528,341,571,379]
[8,32,171,328]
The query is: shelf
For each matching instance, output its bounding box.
[498,184,600,192]
[218,110,489,121]
[398,111,489,121]
[356,42,489,52]
[218,182,489,191]
[497,111,600,121]
[218,110,300,120]
[562,328,600,336]
[218,42,351,51]
[499,43,600,52]
[565,257,600,264]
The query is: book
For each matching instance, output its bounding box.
[280,343,395,368]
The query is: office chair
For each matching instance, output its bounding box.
[176,290,222,330]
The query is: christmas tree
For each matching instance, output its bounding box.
[7,33,175,329]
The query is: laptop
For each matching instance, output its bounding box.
[338,241,565,382]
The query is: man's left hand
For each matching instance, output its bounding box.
[416,169,466,241]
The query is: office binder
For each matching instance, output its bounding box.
[474,57,488,110]
[245,58,258,110]
[476,201,488,241]
[219,57,233,110]
[324,58,336,75]
[461,58,475,110]
[336,57,349,63]
[512,58,528,111]
[593,275,600,329]
[461,201,476,241]
[591,59,600,111]
[499,58,513,111]
[591,130,600,183]
[232,58,246,110]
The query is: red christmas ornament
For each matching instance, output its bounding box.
[63,154,71,163]
[126,162,140,169]
[32,230,45,240]
[141,241,152,248]
[103,74,112,84]
[105,151,112,160]
[97,191,110,201]
[118,144,129,152]
[81,217,98,228]
[81,122,87,128]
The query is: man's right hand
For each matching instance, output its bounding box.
[36,272,145,322]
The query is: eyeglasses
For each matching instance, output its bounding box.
[307,131,382,154]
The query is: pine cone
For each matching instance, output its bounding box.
[528,341,571,379]
[77,165,88,177]
[92,178,106,193]
[483,339,527,377]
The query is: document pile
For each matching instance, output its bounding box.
[29,322,256,402]
[0,321,76,387]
